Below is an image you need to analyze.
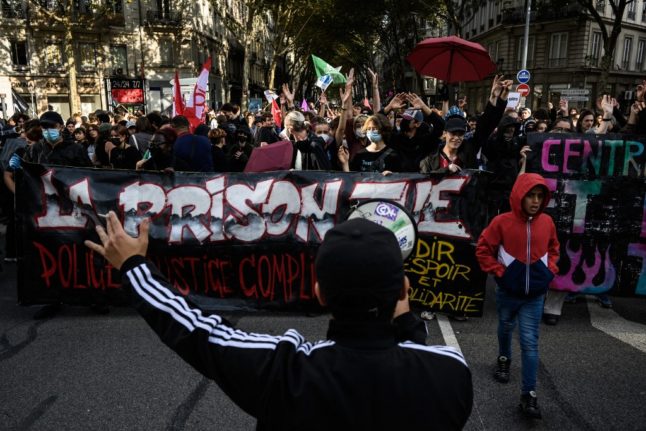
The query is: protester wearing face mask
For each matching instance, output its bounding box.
[21,111,92,167]
[339,114,401,175]
[283,111,330,171]
[314,119,340,168]
[106,125,142,170]
[226,124,254,172]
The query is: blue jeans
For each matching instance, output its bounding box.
[496,287,545,393]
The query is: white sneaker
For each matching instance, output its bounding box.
[420,311,436,321]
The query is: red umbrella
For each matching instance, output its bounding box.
[406,36,497,83]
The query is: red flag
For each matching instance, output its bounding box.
[187,57,211,123]
[271,99,282,127]
[172,71,184,117]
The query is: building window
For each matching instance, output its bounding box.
[549,32,568,67]
[78,42,96,71]
[595,0,605,12]
[627,0,636,19]
[106,0,123,13]
[517,36,535,68]
[590,31,602,66]
[110,44,128,75]
[45,42,63,68]
[622,36,633,70]
[159,39,174,66]
[10,40,28,67]
[637,39,646,71]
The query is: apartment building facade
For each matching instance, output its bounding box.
[459,0,646,114]
[0,0,281,119]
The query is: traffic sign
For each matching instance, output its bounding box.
[517,69,531,84]
[516,83,531,97]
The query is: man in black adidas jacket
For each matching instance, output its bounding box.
[85,212,473,430]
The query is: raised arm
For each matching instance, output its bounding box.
[334,68,355,149]
[368,68,381,113]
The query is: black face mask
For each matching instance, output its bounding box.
[109,137,121,145]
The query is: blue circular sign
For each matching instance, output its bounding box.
[517,69,531,84]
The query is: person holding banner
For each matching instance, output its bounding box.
[84,212,473,430]
[476,173,560,420]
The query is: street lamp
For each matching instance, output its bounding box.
[521,0,532,70]
[27,81,36,117]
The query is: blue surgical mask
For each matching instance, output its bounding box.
[366,130,382,143]
[43,128,60,143]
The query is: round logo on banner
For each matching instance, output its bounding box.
[347,200,418,261]
[516,83,531,97]
[517,69,531,84]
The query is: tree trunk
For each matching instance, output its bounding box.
[240,5,255,113]
[65,21,81,115]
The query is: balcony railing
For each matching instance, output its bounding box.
[502,4,581,24]
[12,64,30,72]
[2,4,26,19]
[146,9,182,26]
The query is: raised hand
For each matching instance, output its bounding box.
[281,83,295,105]
[319,92,328,106]
[600,94,613,117]
[84,211,150,270]
[519,145,532,163]
[458,96,468,110]
[490,74,504,100]
[367,67,378,85]
[559,98,569,116]
[406,92,427,110]
[499,80,513,100]
[387,93,407,112]
[635,79,646,102]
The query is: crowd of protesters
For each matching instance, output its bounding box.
[1,75,645,263]
[1,72,645,420]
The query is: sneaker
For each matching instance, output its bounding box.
[543,313,559,326]
[519,391,542,419]
[494,356,510,383]
[3,257,17,263]
[597,294,612,309]
[420,311,436,321]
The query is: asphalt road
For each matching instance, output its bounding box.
[1,259,646,431]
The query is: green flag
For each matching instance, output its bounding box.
[311,55,346,85]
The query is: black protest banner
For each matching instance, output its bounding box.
[525,133,646,297]
[16,164,489,315]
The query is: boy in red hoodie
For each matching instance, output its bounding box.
[476,173,560,419]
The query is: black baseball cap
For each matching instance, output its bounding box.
[39,111,64,128]
[445,117,468,133]
[315,219,404,316]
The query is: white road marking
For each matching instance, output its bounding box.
[586,296,646,354]
[436,314,463,354]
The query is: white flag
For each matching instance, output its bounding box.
[315,74,333,92]
[264,90,278,103]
